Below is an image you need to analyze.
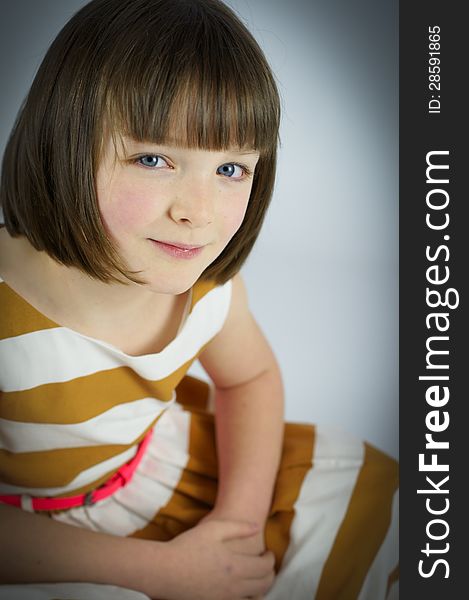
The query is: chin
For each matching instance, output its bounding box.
[140,270,203,296]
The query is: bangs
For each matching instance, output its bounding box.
[102,0,279,154]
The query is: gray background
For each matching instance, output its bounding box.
[0,0,398,459]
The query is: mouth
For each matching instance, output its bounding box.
[157,240,204,250]
[148,239,205,259]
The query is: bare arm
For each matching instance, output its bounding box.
[0,504,165,594]
[199,274,285,527]
[0,503,274,600]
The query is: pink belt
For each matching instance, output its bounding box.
[0,428,153,512]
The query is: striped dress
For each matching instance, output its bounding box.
[0,276,399,600]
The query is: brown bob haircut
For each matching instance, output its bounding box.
[0,0,280,285]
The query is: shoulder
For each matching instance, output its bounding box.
[0,226,16,278]
[0,228,36,315]
[198,273,278,389]
[192,272,245,331]
[190,276,233,312]
[0,227,47,292]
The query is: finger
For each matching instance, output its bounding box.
[262,550,276,567]
[239,569,276,598]
[235,552,276,580]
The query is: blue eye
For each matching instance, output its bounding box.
[138,155,168,168]
[217,163,245,178]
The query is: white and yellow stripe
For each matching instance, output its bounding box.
[0,276,398,599]
[0,278,231,496]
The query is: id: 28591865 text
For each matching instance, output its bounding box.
[428,26,441,114]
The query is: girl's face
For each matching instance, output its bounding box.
[96,137,259,294]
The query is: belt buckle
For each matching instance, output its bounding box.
[83,491,95,506]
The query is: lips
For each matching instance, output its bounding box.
[155,240,203,250]
[149,239,205,260]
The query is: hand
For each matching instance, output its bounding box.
[218,531,268,600]
[201,510,265,555]
[199,512,273,600]
[162,519,275,600]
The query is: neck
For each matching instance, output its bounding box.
[0,229,177,324]
[46,254,177,323]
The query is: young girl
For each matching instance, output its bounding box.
[0,0,398,599]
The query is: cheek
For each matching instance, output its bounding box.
[220,197,250,240]
[100,183,159,235]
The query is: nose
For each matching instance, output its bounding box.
[168,178,215,228]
